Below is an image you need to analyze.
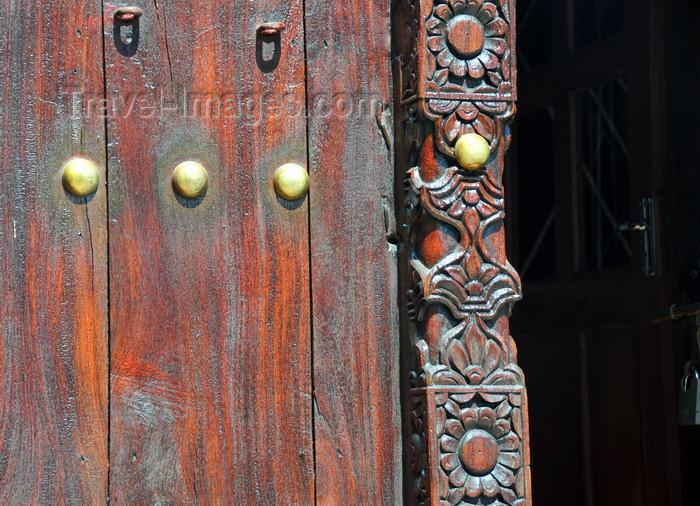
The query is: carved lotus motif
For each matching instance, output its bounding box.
[426,0,507,85]
[438,401,524,505]
[426,251,520,320]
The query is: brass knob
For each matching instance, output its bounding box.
[172,161,209,198]
[273,163,309,200]
[455,133,490,171]
[62,157,100,197]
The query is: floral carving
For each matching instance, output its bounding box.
[396,0,529,503]
[437,399,525,505]
[398,0,515,158]
[399,0,421,104]
[426,0,508,88]
[444,316,517,385]
[399,0,514,106]
[409,315,525,397]
[409,400,430,503]
[423,100,514,156]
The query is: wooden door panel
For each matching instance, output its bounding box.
[584,327,645,505]
[103,1,313,502]
[0,1,108,502]
[508,1,682,503]
[516,327,586,505]
[305,0,402,503]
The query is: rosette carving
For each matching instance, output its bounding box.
[400,0,515,102]
[425,0,513,94]
[436,398,527,505]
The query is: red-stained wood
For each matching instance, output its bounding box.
[0,1,108,503]
[393,1,532,504]
[103,1,313,502]
[304,0,403,503]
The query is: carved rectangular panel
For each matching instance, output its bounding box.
[394,1,531,504]
[400,0,516,105]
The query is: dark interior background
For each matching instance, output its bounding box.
[507,0,700,504]
[666,3,700,504]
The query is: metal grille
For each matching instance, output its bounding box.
[513,105,557,281]
[580,78,632,271]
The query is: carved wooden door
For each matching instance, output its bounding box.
[1,1,400,503]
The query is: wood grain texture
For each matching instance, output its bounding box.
[103,1,314,502]
[304,0,402,503]
[0,0,108,503]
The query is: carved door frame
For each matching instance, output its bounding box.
[393,1,531,504]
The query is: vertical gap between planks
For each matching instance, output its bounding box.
[300,0,318,503]
[579,330,594,506]
[100,0,112,501]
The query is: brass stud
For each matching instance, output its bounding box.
[61,157,100,197]
[273,163,309,201]
[172,161,209,199]
[455,133,490,171]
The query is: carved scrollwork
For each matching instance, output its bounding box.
[396,0,530,504]
[408,167,521,322]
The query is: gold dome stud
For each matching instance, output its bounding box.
[61,157,100,197]
[172,161,209,199]
[454,133,491,171]
[273,163,309,201]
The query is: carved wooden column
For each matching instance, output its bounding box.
[394,1,531,504]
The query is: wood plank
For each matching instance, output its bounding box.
[513,325,586,505]
[304,0,402,502]
[103,1,313,502]
[0,1,108,502]
[626,1,681,503]
[553,93,579,277]
[585,325,646,505]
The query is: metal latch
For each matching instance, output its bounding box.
[679,361,700,425]
[618,197,656,277]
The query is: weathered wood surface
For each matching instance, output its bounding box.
[0,1,108,503]
[103,1,313,502]
[304,0,402,503]
[2,1,403,502]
